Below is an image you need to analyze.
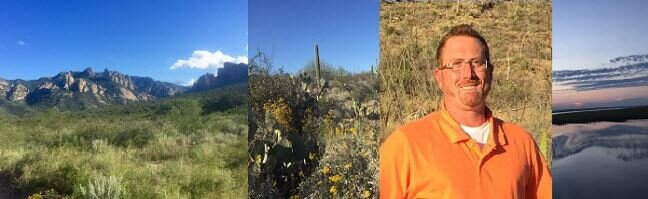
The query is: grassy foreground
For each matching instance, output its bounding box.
[0,85,248,198]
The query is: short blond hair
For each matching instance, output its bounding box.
[436,24,492,69]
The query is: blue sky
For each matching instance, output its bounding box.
[0,0,247,85]
[249,0,378,73]
[553,0,648,70]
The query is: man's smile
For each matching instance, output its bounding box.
[458,80,480,90]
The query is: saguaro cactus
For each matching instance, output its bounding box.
[315,44,321,90]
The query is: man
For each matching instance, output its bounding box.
[379,24,552,199]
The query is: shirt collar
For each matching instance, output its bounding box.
[437,102,508,147]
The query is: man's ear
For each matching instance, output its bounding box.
[434,68,442,84]
[434,67,448,94]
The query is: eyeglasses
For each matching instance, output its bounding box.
[439,59,488,72]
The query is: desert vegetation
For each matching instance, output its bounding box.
[0,84,248,198]
[248,48,379,198]
[380,1,552,159]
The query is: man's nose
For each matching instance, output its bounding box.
[459,64,477,80]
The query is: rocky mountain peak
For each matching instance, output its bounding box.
[80,67,95,77]
[52,71,76,90]
[63,72,75,90]
[8,83,29,101]
[104,70,135,90]
[0,80,10,98]
[191,62,247,91]
[38,81,59,90]
[193,73,217,90]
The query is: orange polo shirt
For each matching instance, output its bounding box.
[379,105,552,199]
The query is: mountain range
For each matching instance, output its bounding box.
[0,62,247,111]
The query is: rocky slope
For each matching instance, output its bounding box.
[1,68,187,110]
[191,62,247,92]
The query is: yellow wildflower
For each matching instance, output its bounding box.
[28,193,44,199]
[322,166,330,175]
[266,98,292,128]
[255,154,262,163]
[329,174,343,183]
[309,152,315,160]
[335,127,341,135]
[363,190,371,198]
[344,163,352,169]
[330,186,337,194]
[349,127,357,134]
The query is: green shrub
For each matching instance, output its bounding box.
[112,127,155,148]
[13,149,90,195]
[78,175,126,199]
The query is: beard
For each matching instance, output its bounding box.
[458,89,484,107]
[455,79,485,107]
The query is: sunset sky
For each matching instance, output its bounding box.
[553,0,648,110]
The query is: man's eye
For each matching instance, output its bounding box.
[472,60,485,66]
[451,62,463,67]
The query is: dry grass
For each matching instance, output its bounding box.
[379,1,552,160]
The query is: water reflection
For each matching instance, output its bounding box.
[553,119,648,199]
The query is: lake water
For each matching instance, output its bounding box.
[552,119,648,199]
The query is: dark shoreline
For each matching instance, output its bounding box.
[553,105,648,125]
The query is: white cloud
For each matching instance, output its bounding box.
[18,40,27,45]
[170,50,247,70]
